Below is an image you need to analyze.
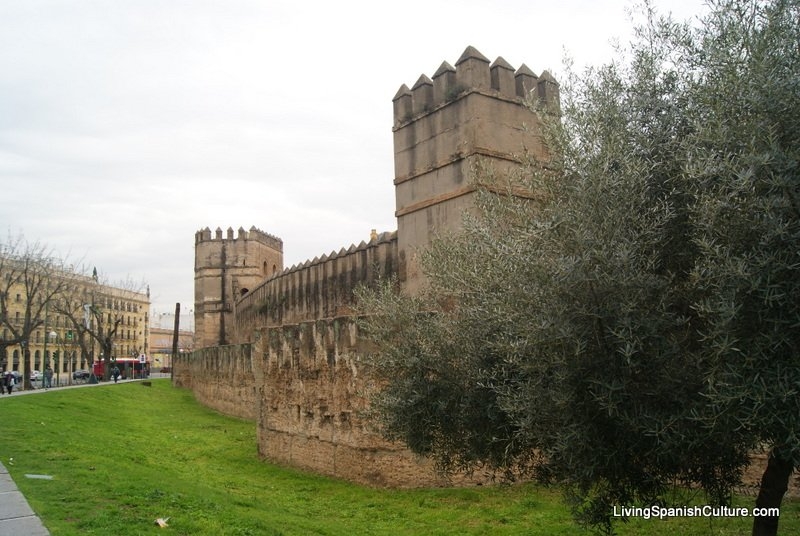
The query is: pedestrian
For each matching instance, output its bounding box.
[112,365,120,383]
[44,365,53,389]
[4,371,15,395]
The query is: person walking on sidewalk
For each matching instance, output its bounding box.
[4,371,15,395]
[44,365,53,389]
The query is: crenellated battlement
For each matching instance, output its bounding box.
[270,230,396,280]
[393,45,559,128]
[195,225,284,251]
[233,231,398,341]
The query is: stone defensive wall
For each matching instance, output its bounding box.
[233,231,398,342]
[174,314,491,487]
[172,344,257,421]
[178,46,551,488]
[252,316,491,488]
[173,338,798,490]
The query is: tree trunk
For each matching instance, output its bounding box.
[23,346,32,390]
[103,343,112,381]
[752,449,794,536]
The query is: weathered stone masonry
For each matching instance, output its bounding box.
[173,344,257,421]
[252,317,481,487]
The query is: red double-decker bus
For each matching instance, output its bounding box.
[93,357,150,380]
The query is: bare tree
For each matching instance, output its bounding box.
[0,234,71,389]
[52,269,148,381]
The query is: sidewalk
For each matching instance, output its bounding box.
[0,462,49,536]
[4,371,170,396]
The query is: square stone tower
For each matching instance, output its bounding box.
[393,46,558,294]
[194,226,283,349]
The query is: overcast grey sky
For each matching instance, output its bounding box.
[0,0,706,326]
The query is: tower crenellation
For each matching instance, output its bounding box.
[454,45,491,92]
[411,74,434,116]
[432,61,457,106]
[490,56,516,99]
[392,84,412,123]
[536,70,560,111]
[195,225,283,251]
[514,63,538,100]
[393,45,560,128]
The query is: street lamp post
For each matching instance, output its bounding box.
[68,347,74,386]
[37,329,45,387]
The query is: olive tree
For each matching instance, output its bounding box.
[358,1,798,534]
[684,1,800,534]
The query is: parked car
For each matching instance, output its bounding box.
[31,370,42,381]
[72,369,91,380]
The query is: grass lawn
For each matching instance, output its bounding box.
[0,379,797,535]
